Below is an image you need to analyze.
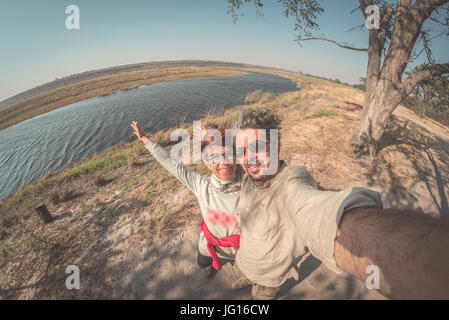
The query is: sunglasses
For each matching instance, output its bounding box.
[235,140,268,157]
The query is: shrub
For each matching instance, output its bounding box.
[244,89,263,104]
[49,188,75,204]
[94,174,107,187]
[127,153,140,168]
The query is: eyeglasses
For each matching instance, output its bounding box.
[205,152,235,164]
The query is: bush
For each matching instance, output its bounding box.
[404,97,449,127]
[127,153,140,168]
[259,92,274,103]
[49,188,75,204]
[404,65,449,126]
[244,89,263,104]
[244,90,274,105]
[94,174,107,187]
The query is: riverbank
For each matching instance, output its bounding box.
[1,70,448,299]
[0,66,243,131]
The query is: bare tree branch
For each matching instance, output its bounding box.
[295,37,368,51]
[429,16,449,26]
[358,0,370,17]
[411,0,449,20]
[401,63,449,95]
[436,5,449,11]
[351,4,363,16]
[346,23,366,33]
[413,0,449,11]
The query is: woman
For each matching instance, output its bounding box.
[131,121,242,279]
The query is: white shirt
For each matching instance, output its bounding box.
[145,140,241,260]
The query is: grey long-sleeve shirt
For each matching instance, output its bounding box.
[144,140,241,260]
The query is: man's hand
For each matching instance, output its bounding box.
[131,121,149,144]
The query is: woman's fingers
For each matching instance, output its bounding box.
[194,125,206,140]
[131,121,146,142]
[131,121,140,138]
[131,122,140,131]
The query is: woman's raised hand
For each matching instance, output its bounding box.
[131,121,148,143]
[193,123,207,142]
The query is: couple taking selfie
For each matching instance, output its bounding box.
[131,108,449,300]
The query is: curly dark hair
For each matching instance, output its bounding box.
[232,109,282,132]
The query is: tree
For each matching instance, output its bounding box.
[354,77,367,91]
[226,0,449,157]
[405,64,449,125]
[408,65,449,107]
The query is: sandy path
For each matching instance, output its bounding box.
[103,217,385,300]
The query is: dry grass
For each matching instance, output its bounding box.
[244,89,274,105]
[151,129,173,146]
[127,154,140,168]
[281,107,367,190]
[48,187,80,205]
[244,89,263,104]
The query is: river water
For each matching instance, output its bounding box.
[0,71,297,200]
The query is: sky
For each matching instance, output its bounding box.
[0,0,448,102]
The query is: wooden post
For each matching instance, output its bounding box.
[34,203,53,224]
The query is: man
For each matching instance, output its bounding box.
[131,121,242,279]
[231,109,449,300]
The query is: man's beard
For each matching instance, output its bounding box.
[245,162,272,182]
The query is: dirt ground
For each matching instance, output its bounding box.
[74,218,386,300]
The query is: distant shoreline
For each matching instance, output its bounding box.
[0,60,300,132]
[0,60,294,110]
[0,64,248,131]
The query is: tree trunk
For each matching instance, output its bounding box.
[350,79,402,158]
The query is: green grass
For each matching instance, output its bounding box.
[117,177,141,192]
[373,154,395,173]
[0,141,140,219]
[306,109,341,119]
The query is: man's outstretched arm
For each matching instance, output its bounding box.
[334,207,449,299]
